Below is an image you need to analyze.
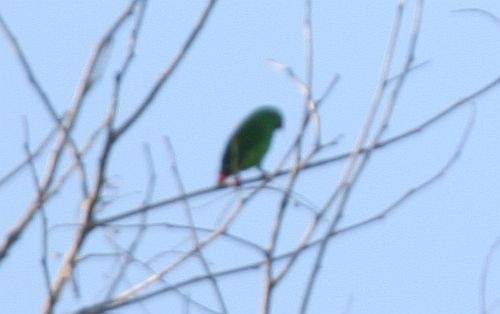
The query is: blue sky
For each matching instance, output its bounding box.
[1,1,500,313]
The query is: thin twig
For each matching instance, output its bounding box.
[0,126,56,188]
[164,137,228,313]
[116,0,219,136]
[22,118,54,304]
[105,142,154,298]
[480,235,500,314]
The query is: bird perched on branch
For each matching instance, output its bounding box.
[218,106,283,185]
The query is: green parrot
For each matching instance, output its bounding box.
[218,106,283,185]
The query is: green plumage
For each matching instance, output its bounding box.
[218,106,283,184]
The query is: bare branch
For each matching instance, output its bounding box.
[42,1,143,312]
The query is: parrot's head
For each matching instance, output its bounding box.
[259,106,283,130]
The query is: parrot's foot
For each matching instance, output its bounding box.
[225,176,241,187]
[217,178,241,187]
